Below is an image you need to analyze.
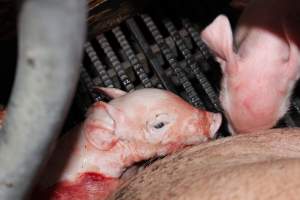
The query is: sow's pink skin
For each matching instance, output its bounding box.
[201,0,300,134]
[33,87,222,200]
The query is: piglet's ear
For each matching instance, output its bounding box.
[94,87,127,99]
[84,101,125,151]
[201,15,236,70]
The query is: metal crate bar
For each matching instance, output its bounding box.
[112,26,153,88]
[163,19,222,112]
[181,18,211,60]
[84,42,115,88]
[96,34,135,92]
[80,66,102,102]
[126,18,174,90]
[140,14,204,108]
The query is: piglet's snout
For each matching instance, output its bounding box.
[208,113,222,139]
[193,111,222,139]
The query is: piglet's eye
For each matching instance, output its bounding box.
[146,113,176,143]
[153,122,166,129]
[147,113,174,134]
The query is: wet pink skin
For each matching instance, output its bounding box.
[201,0,300,134]
[32,173,120,200]
[33,87,222,200]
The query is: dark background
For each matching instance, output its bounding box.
[0,0,237,105]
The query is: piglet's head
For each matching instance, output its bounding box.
[84,87,222,161]
[201,15,300,134]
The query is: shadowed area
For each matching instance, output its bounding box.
[234,0,300,49]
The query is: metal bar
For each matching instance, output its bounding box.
[80,67,103,102]
[140,14,204,108]
[96,34,135,92]
[0,0,86,199]
[84,42,115,88]
[112,26,153,88]
[164,19,222,112]
[181,18,211,60]
[126,18,173,91]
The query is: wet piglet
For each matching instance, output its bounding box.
[201,0,300,134]
[33,87,222,200]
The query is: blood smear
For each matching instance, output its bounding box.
[32,172,120,200]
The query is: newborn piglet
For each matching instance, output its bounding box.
[201,0,300,134]
[33,87,222,200]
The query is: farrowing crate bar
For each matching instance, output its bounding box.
[64,12,300,137]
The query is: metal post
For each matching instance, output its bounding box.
[0,0,86,199]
